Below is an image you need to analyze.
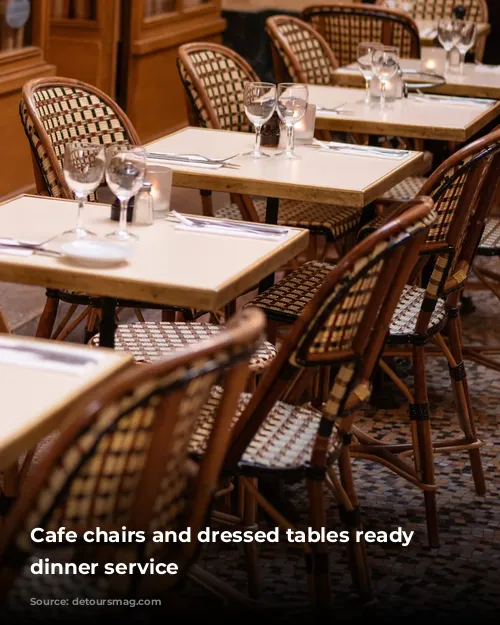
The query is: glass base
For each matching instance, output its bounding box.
[106,230,138,242]
[62,227,97,240]
[274,150,301,159]
[240,149,270,159]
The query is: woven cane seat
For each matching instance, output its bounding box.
[248,261,333,322]
[189,386,341,473]
[387,285,447,342]
[382,176,427,202]
[90,322,277,373]
[477,218,500,256]
[215,198,363,242]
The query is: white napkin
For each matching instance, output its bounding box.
[314,141,410,160]
[174,223,286,241]
[421,28,437,38]
[475,64,500,74]
[147,156,222,170]
[0,247,33,256]
[414,95,492,107]
[0,341,99,375]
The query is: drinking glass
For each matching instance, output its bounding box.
[456,21,477,74]
[357,42,383,103]
[371,46,399,110]
[437,18,461,71]
[243,82,277,158]
[63,142,105,239]
[105,145,146,241]
[276,83,308,159]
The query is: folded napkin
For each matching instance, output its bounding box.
[414,94,493,107]
[0,340,98,375]
[0,247,33,256]
[147,155,222,170]
[475,64,500,74]
[314,141,410,160]
[421,28,437,38]
[174,223,286,240]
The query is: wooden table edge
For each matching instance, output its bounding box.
[361,152,424,205]
[0,352,134,472]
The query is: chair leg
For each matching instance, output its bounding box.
[238,478,260,599]
[412,344,439,547]
[36,294,60,339]
[306,478,331,610]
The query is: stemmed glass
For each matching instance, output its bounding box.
[243,82,277,158]
[63,141,105,239]
[276,83,308,159]
[437,18,461,71]
[357,42,382,104]
[371,46,399,111]
[105,145,146,242]
[456,21,477,74]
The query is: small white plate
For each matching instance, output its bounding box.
[59,240,132,267]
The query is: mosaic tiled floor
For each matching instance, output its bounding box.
[180,290,500,621]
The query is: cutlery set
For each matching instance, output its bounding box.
[147,152,241,169]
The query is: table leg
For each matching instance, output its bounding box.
[258,197,280,293]
[99,298,116,348]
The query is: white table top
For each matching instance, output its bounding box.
[310,85,500,141]
[0,195,308,311]
[147,127,423,207]
[0,335,131,470]
[335,59,500,100]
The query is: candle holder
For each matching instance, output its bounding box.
[370,76,399,103]
[294,104,316,143]
[421,48,447,75]
[144,164,173,218]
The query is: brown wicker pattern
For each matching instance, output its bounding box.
[387,284,447,339]
[383,176,427,201]
[407,0,487,21]
[249,260,333,321]
[177,47,255,133]
[215,197,363,241]
[478,217,500,255]
[302,4,420,66]
[20,83,131,199]
[90,321,277,373]
[266,15,338,85]
[189,386,342,470]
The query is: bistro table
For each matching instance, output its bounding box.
[0,334,131,473]
[335,59,500,100]
[309,85,500,141]
[0,195,308,348]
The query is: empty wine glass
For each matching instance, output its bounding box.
[243,82,277,158]
[371,46,399,110]
[276,83,308,159]
[456,21,477,74]
[105,145,146,242]
[438,18,461,71]
[63,141,105,239]
[357,42,383,103]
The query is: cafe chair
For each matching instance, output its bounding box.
[265,15,339,85]
[377,0,489,61]
[177,42,364,259]
[19,77,188,343]
[246,128,500,547]
[187,198,436,608]
[301,3,421,67]
[0,309,265,617]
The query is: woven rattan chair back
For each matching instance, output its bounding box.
[0,309,266,602]
[20,77,140,200]
[226,199,436,468]
[177,42,259,133]
[376,0,488,22]
[266,15,339,85]
[301,3,421,66]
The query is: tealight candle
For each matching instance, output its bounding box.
[294,104,316,142]
[421,48,446,75]
[144,164,172,218]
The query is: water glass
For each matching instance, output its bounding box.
[437,19,461,71]
[243,82,277,158]
[455,21,477,73]
[105,145,146,242]
[357,42,383,103]
[371,46,400,110]
[276,83,308,159]
[63,141,105,239]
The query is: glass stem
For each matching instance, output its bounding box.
[119,199,128,234]
[76,197,85,232]
[254,124,262,156]
[459,51,465,74]
[287,124,294,156]
[365,77,371,103]
[380,81,386,110]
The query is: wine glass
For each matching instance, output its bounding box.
[371,46,399,111]
[243,82,277,158]
[398,0,414,14]
[276,83,308,159]
[456,21,477,74]
[357,42,383,103]
[105,145,146,241]
[63,142,105,239]
[438,19,461,71]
